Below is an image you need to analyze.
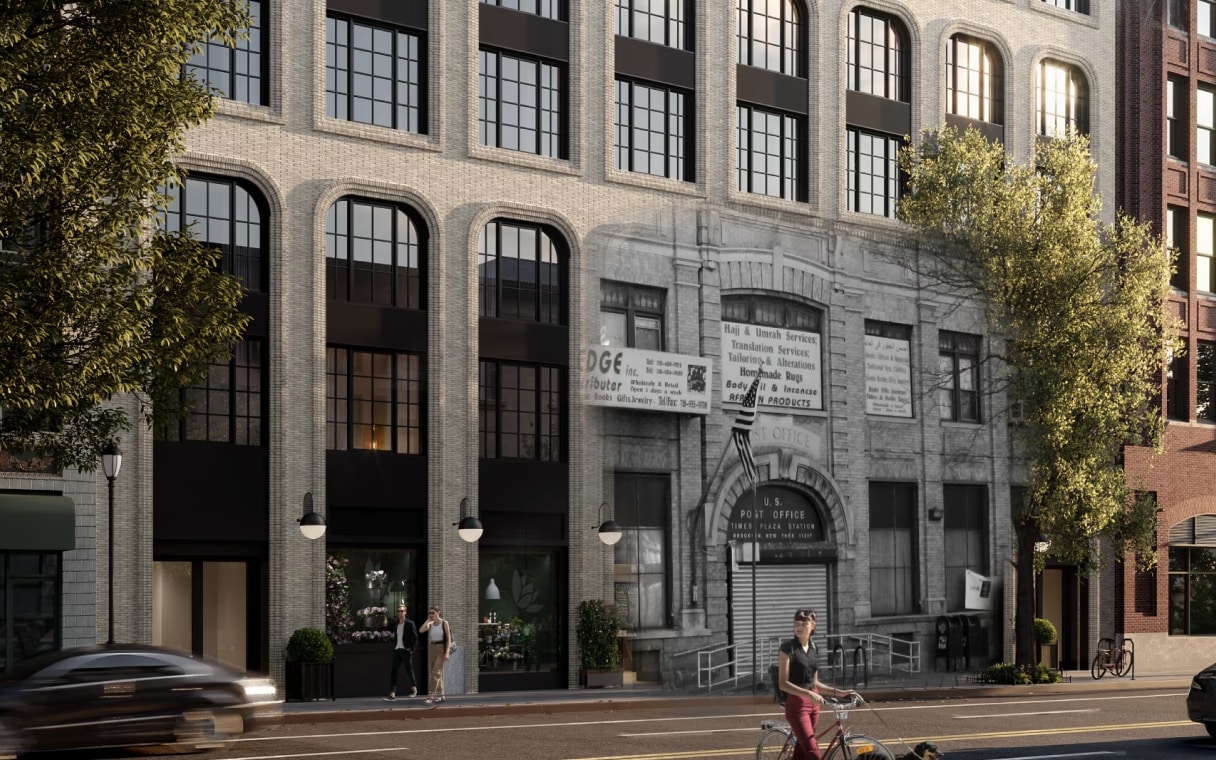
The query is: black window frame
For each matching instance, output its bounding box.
[721,293,821,331]
[478,48,567,159]
[325,13,427,134]
[1167,349,1189,421]
[846,7,909,102]
[1170,0,1189,30]
[846,126,904,218]
[616,0,689,50]
[478,219,567,325]
[869,481,917,616]
[736,103,805,201]
[478,360,565,462]
[614,78,693,182]
[737,0,803,77]
[186,0,266,106]
[325,197,426,309]
[0,551,62,677]
[944,485,988,612]
[1170,543,1216,635]
[1035,58,1089,137]
[1041,0,1090,14]
[1168,205,1189,291]
[612,472,673,631]
[325,346,426,454]
[600,280,666,350]
[162,174,268,293]
[946,34,1003,125]
[160,339,266,446]
[1168,76,1188,161]
[480,0,565,21]
[938,330,982,423]
[1199,341,1215,423]
[1200,212,1215,293]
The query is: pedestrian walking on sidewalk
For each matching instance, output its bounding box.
[419,606,452,704]
[778,608,860,760]
[385,603,420,701]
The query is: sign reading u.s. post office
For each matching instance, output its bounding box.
[582,346,712,414]
[720,323,822,411]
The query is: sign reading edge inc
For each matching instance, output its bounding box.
[582,346,712,414]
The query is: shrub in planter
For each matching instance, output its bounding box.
[285,627,334,702]
[287,627,334,663]
[1033,618,1058,647]
[975,662,1062,685]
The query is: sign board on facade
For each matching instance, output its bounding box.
[727,486,825,564]
[582,347,712,414]
[720,323,822,411]
[965,569,993,610]
[864,334,913,417]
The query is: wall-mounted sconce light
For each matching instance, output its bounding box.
[454,497,483,543]
[927,507,943,521]
[1034,534,1051,554]
[593,502,623,546]
[299,492,326,540]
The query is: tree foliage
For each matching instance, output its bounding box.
[0,1,251,470]
[898,127,1179,663]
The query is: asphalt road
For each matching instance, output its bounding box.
[23,687,1215,760]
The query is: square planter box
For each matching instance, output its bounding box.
[284,660,334,702]
[583,668,624,688]
[334,642,399,698]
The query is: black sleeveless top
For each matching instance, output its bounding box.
[779,637,818,689]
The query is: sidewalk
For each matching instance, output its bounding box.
[270,668,1196,725]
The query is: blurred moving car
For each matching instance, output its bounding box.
[1188,662,1216,738]
[0,645,279,756]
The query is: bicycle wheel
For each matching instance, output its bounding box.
[823,734,896,760]
[756,727,795,760]
[1090,651,1107,680]
[1114,648,1133,677]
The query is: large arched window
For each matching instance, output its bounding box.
[847,7,908,102]
[946,34,1003,124]
[163,175,266,292]
[737,0,802,76]
[1036,58,1089,137]
[478,219,566,324]
[325,197,425,309]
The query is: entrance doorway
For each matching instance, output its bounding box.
[152,559,263,672]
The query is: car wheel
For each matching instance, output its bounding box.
[170,708,242,753]
[1206,722,1216,740]
[0,717,27,759]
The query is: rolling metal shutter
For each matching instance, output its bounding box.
[730,563,829,650]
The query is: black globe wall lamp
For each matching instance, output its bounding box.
[593,502,623,546]
[455,497,483,543]
[299,492,326,540]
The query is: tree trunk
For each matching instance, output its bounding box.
[1014,517,1039,668]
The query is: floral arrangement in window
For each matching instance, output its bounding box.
[357,605,389,630]
[325,554,356,645]
[486,645,523,661]
[351,629,395,643]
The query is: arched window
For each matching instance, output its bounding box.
[1036,59,1089,137]
[737,0,802,76]
[478,219,566,324]
[1169,514,1216,635]
[847,7,908,102]
[163,175,266,292]
[325,197,425,309]
[946,34,1003,124]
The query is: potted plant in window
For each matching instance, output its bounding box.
[284,627,335,702]
[576,599,622,688]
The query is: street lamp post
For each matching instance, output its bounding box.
[101,440,122,646]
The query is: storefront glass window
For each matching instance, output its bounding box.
[1,552,61,676]
[330,548,418,643]
[478,551,561,675]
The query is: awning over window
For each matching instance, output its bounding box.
[0,494,75,551]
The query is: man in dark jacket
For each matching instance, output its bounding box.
[385,603,419,700]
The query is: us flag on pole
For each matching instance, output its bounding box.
[732,376,761,484]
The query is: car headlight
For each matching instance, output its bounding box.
[238,678,278,700]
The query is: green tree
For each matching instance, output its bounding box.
[898,127,1179,667]
[0,1,252,470]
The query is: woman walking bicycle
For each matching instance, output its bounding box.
[778,608,862,760]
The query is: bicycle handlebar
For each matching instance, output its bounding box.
[821,694,864,710]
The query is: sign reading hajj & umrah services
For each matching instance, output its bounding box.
[864,334,913,417]
[720,322,822,411]
[582,346,712,414]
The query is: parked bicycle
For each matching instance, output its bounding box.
[756,694,895,760]
[1090,636,1133,679]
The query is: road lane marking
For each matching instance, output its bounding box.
[620,728,757,737]
[952,709,1097,719]
[997,753,1123,760]
[224,750,407,760]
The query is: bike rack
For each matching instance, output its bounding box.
[830,643,845,684]
[851,645,868,687]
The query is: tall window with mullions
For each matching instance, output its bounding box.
[162,175,267,292]
[186,0,265,105]
[325,198,425,309]
[326,14,425,133]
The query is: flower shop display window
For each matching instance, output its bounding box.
[478,550,561,675]
[326,549,418,645]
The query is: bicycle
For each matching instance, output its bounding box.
[1090,636,1132,679]
[756,694,895,760]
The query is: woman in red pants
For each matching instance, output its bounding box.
[777,608,859,760]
